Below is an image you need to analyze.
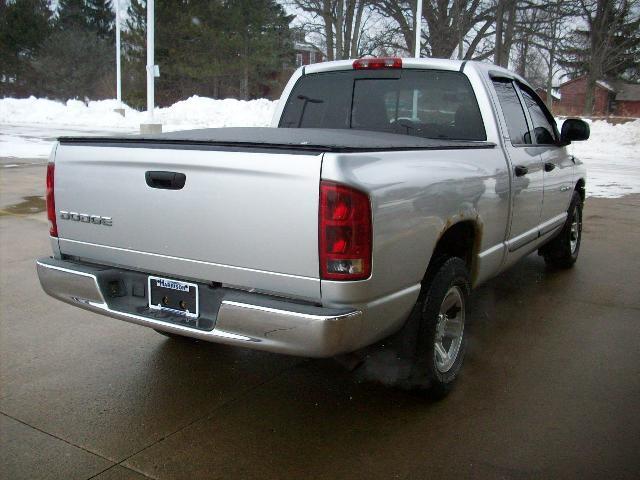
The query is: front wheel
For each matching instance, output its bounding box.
[540,191,583,269]
[409,257,471,398]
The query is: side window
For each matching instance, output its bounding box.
[518,86,558,144]
[492,79,531,145]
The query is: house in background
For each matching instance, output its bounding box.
[292,30,325,67]
[555,75,640,117]
[534,87,561,110]
[612,82,640,117]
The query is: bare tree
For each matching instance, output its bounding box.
[564,0,640,114]
[424,0,496,59]
[505,0,578,107]
[370,0,497,59]
[291,0,372,60]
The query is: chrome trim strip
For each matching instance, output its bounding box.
[220,300,361,322]
[539,213,568,236]
[506,226,538,252]
[506,213,567,252]
[478,242,505,259]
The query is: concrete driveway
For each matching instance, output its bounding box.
[1,162,639,480]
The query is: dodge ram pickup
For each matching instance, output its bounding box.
[37,57,589,396]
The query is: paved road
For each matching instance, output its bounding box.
[1,163,639,480]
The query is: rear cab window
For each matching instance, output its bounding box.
[279,69,487,141]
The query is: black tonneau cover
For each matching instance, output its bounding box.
[58,127,495,153]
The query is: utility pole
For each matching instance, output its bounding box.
[141,0,162,133]
[114,0,124,116]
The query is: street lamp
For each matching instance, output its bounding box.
[141,0,162,133]
[114,0,124,116]
[415,0,422,58]
[412,0,423,120]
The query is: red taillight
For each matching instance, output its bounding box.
[353,57,402,70]
[46,163,57,237]
[319,181,372,281]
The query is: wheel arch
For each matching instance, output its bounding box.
[423,220,480,286]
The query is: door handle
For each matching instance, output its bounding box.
[145,171,186,190]
[514,165,528,177]
[544,162,556,172]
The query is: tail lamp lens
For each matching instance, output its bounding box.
[46,163,57,237]
[319,181,372,280]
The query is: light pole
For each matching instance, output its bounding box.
[114,0,124,116]
[412,0,423,120]
[141,0,162,133]
[414,0,422,58]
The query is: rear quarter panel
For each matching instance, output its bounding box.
[321,147,511,307]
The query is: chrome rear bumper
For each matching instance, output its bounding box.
[36,258,362,357]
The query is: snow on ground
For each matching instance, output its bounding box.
[0,96,277,130]
[0,96,277,160]
[1,96,639,198]
[564,118,640,198]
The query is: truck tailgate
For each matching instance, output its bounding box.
[53,143,322,300]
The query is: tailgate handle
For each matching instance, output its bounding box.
[145,171,186,190]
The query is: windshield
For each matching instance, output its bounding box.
[279,69,486,141]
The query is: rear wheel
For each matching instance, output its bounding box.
[409,257,471,398]
[540,191,583,269]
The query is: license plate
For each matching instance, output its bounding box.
[148,276,199,318]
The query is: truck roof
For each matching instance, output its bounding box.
[303,57,532,90]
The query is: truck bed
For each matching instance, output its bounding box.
[59,127,496,153]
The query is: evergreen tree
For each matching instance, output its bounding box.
[32,0,117,99]
[31,28,114,99]
[123,0,294,105]
[85,0,115,40]
[0,0,52,96]
[225,0,294,99]
[56,0,89,32]
[56,0,114,39]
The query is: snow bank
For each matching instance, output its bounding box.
[565,118,640,198]
[0,96,277,130]
[1,96,639,198]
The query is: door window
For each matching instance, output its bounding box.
[518,86,558,144]
[492,79,531,145]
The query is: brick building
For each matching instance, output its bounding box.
[294,42,324,67]
[556,76,640,117]
[291,29,325,67]
[556,77,615,116]
[534,88,560,110]
[613,82,640,117]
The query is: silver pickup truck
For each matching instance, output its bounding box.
[37,58,589,396]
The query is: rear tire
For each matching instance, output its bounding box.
[540,191,583,269]
[408,257,471,399]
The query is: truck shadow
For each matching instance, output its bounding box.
[148,252,572,413]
